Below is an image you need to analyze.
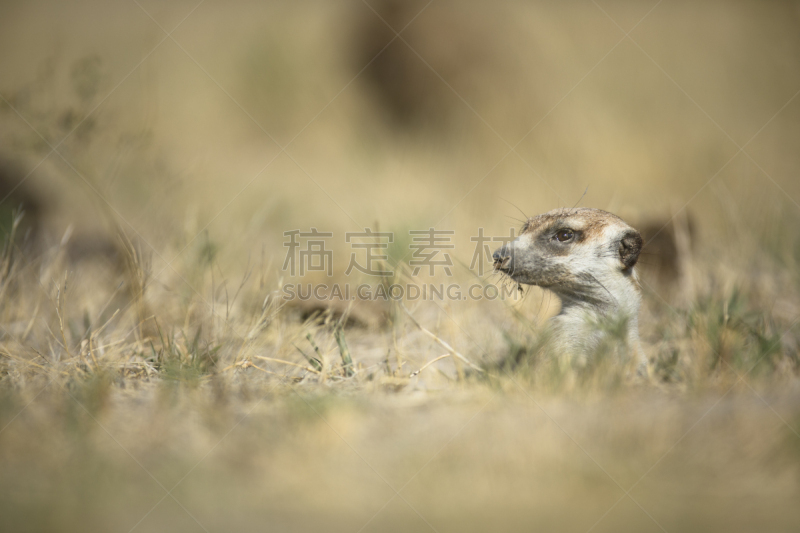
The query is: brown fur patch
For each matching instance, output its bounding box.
[521,208,626,241]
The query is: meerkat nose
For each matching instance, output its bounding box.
[492,247,511,270]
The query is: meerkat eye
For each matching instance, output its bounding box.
[555,229,574,242]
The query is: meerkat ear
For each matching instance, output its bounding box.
[619,229,643,270]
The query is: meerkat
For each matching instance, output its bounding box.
[492,207,645,371]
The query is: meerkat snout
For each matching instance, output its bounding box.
[493,207,646,372]
[492,247,512,272]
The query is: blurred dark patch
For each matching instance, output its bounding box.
[286,296,389,329]
[0,158,45,242]
[70,55,103,104]
[66,232,123,268]
[0,157,125,268]
[353,0,478,129]
[638,213,696,292]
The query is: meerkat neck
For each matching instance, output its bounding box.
[555,270,641,319]
[550,271,643,364]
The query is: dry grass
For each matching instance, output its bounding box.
[1,202,798,532]
[1,1,800,532]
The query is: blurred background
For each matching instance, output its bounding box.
[1,0,799,284]
[2,2,800,532]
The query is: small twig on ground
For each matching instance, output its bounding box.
[409,354,451,377]
[250,354,319,374]
[399,302,483,374]
[238,360,280,376]
[220,359,281,377]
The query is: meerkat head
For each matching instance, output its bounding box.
[492,208,643,307]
